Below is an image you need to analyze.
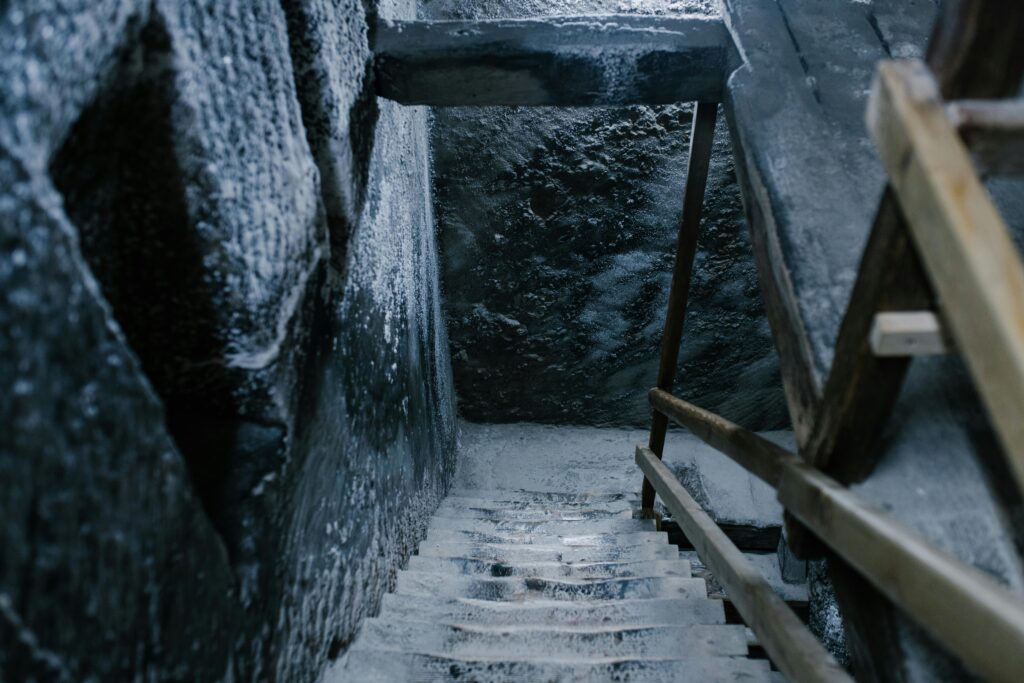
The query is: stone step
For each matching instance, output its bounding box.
[423,528,665,547]
[378,594,727,628]
[416,540,680,562]
[336,651,772,682]
[353,619,749,659]
[427,517,655,535]
[446,489,635,508]
[395,571,708,601]
[407,555,692,579]
[433,505,635,522]
[343,482,769,681]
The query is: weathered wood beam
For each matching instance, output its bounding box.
[642,101,719,513]
[636,446,852,683]
[868,58,1024,494]
[869,311,948,357]
[372,16,728,106]
[949,100,1024,176]
[644,394,1024,683]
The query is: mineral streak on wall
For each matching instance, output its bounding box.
[0,0,456,680]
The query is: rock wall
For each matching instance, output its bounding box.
[0,0,455,681]
[424,0,789,430]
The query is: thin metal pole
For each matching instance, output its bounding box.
[641,100,718,514]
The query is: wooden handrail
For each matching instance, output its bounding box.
[648,390,1024,683]
[649,388,792,488]
[636,446,853,683]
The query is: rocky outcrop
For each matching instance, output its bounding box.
[424,0,789,430]
[0,1,455,680]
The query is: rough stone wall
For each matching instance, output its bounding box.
[423,0,789,430]
[0,0,455,680]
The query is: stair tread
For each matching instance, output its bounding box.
[407,556,692,579]
[353,619,749,658]
[395,571,708,601]
[417,541,679,562]
[427,517,655,534]
[335,651,772,682]
[432,507,636,522]
[424,529,666,546]
[378,594,727,627]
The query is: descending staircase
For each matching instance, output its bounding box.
[339,488,772,682]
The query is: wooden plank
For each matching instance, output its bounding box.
[869,311,948,356]
[868,58,1024,493]
[371,16,728,106]
[642,102,719,513]
[778,459,1024,683]
[949,100,1024,176]
[649,388,792,489]
[636,446,852,683]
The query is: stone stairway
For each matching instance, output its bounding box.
[338,488,773,682]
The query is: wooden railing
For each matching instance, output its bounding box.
[636,3,1024,682]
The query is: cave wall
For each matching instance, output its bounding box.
[0,0,455,680]
[424,0,789,430]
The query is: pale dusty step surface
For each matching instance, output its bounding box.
[395,572,709,601]
[407,555,693,579]
[337,652,772,683]
[352,620,750,659]
[416,540,682,562]
[375,594,728,628]
[333,485,771,682]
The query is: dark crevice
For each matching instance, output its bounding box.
[775,0,821,106]
[49,15,235,547]
[863,9,893,58]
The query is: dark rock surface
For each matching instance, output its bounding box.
[423,0,789,431]
[1,0,455,680]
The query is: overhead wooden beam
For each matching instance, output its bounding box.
[636,446,852,683]
[644,393,1024,683]
[371,16,728,106]
[868,58,1024,494]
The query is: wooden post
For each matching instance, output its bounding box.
[641,100,718,514]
